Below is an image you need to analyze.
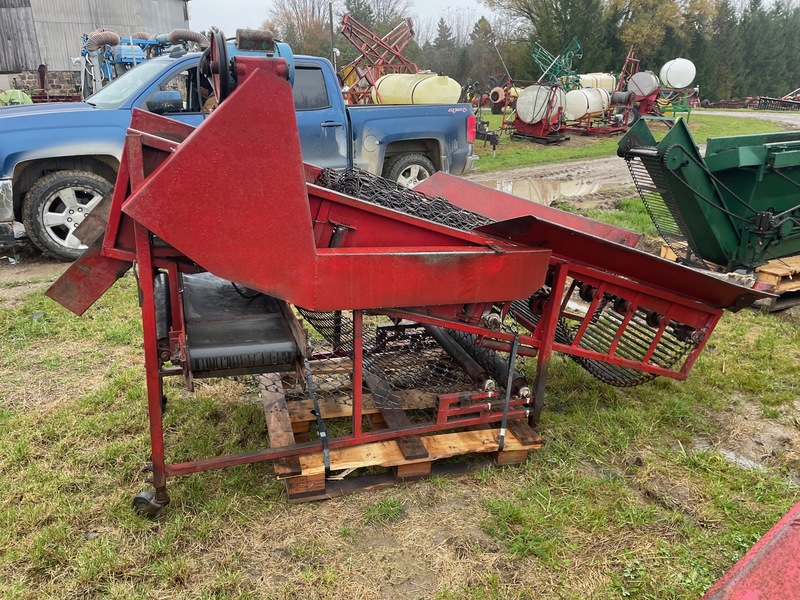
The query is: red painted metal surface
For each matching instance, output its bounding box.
[703,501,800,599]
[474,216,769,310]
[44,236,131,315]
[415,173,643,248]
[122,68,552,311]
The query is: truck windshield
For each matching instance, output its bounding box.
[85,59,176,109]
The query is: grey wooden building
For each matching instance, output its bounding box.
[0,0,190,73]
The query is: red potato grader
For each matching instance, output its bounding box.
[47,34,766,516]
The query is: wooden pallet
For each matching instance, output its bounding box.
[259,375,543,503]
[756,255,800,294]
[660,243,800,295]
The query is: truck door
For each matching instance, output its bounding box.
[138,66,207,127]
[293,65,349,170]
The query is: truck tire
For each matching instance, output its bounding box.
[22,170,112,261]
[384,154,435,189]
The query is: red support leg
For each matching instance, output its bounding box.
[530,264,568,426]
[132,222,170,516]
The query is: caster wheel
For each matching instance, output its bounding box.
[132,490,169,517]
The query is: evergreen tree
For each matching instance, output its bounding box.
[345,0,376,28]
[433,18,456,50]
[708,0,739,100]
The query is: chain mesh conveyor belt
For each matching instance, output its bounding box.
[294,307,477,409]
[624,148,708,268]
[314,168,694,387]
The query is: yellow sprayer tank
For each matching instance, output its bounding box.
[577,73,616,92]
[371,72,462,104]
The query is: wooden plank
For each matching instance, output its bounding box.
[756,255,800,276]
[493,449,530,466]
[756,256,800,292]
[291,427,542,478]
[507,420,543,446]
[364,373,429,461]
[394,462,432,480]
[288,457,499,503]
[285,473,327,501]
[259,374,302,478]
[286,390,436,422]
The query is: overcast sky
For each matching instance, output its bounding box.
[187,0,495,43]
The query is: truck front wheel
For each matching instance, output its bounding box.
[384,154,435,189]
[22,170,112,261]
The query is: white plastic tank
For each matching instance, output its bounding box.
[627,71,660,97]
[516,85,566,124]
[371,72,462,104]
[578,73,616,93]
[565,88,611,120]
[659,58,696,89]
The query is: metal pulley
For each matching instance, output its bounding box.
[200,29,232,103]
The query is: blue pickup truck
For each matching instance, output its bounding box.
[0,49,477,259]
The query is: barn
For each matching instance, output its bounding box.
[0,0,190,74]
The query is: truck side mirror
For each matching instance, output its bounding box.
[146,90,183,115]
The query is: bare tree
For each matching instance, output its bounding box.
[267,0,342,55]
[370,0,414,23]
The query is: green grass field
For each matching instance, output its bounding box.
[472,113,788,172]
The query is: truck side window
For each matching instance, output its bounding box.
[293,67,330,111]
[144,68,207,114]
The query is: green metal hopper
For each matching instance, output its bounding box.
[618,118,800,271]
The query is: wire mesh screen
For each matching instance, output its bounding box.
[313,166,694,389]
[291,309,475,410]
[625,153,710,269]
[315,168,493,232]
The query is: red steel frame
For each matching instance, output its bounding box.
[46,52,766,509]
[339,14,418,104]
[499,78,567,142]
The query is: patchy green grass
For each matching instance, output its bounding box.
[362,497,406,525]
[473,113,789,173]
[1,197,800,598]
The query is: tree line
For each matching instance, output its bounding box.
[264,0,800,101]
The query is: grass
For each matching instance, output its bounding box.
[2,256,799,598]
[2,112,799,597]
[472,112,789,172]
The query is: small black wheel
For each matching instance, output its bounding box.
[132,490,169,517]
[383,153,436,188]
[624,106,640,127]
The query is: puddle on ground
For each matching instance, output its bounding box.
[478,178,604,206]
[693,439,766,471]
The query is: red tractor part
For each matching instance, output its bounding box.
[500,80,569,144]
[338,14,418,104]
[703,500,800,599]
[47,39,768,516]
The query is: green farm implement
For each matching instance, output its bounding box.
[619,118,800,306]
